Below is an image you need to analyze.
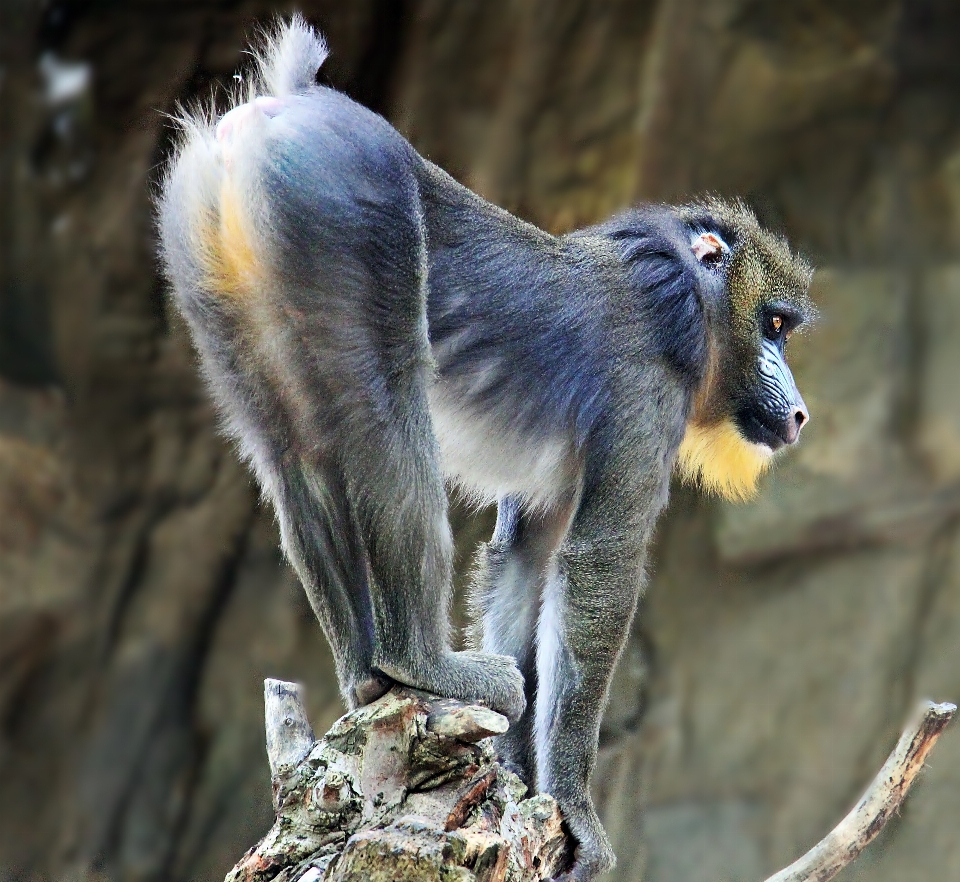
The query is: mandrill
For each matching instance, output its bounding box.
[157,17,814,880]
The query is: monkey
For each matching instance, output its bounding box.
[157,18,814,881]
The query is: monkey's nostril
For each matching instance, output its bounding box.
[776,408,808,446]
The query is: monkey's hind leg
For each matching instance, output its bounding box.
[157,108,383,709]
[276,461,391,707]
[356,423,528,722]
[194,81,522,720]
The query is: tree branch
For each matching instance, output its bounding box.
[227,683,570,882]
[227,685,954,882]
[264,679,315,786]
[762,700,956,882]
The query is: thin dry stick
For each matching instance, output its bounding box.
[763,700,956,882]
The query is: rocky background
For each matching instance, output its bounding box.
[2,1,960,880]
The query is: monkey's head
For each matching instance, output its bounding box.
[675,199,816,501]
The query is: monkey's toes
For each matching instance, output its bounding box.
[551,809,616,882]
[351,671,395,707]
[374,652,526,722]
[448,650,527,722]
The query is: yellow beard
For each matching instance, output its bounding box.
[675,418,772,502]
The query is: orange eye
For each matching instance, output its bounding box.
[771,315,783,334]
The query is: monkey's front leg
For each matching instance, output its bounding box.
[471,494,579,785]
[536,522,649,881]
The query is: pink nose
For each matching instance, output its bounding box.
[782,406,808,445]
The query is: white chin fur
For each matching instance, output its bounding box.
[755,441,777,459]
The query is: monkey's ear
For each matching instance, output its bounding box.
[691,231,729,265]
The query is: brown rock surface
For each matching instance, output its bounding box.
[2,2,960,881]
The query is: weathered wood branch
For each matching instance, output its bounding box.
[227,682,570,882]
[264,679,315,787]
[226,684,954,882]
[762,699,956,882]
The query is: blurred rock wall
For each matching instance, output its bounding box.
[2,2,960,881]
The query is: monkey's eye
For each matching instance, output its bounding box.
[762,305,805,342]
[764,313,787,341]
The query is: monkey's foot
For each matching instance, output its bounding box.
[375,650,526,722]
[349,671,394,708]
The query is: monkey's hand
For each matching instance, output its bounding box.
[552,803,616,882]
[375,650,526,722]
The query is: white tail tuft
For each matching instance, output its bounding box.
[252,14,328,97]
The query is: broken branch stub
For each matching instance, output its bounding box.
[264,679,315,782]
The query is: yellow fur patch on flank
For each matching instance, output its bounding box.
[195,176,262,300]
[676,418,771,502]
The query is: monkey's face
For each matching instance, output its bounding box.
[726,234,814,451]
[677,212,815,501]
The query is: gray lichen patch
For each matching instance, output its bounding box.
[226,686,570,882]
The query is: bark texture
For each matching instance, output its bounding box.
[229,684,569,882]
[3,2,960,881]
[227,687,954,882]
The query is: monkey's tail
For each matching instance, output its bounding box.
[157,14,329,324]
[251,14,329,97]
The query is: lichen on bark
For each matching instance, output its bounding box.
[227,684,570,882]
